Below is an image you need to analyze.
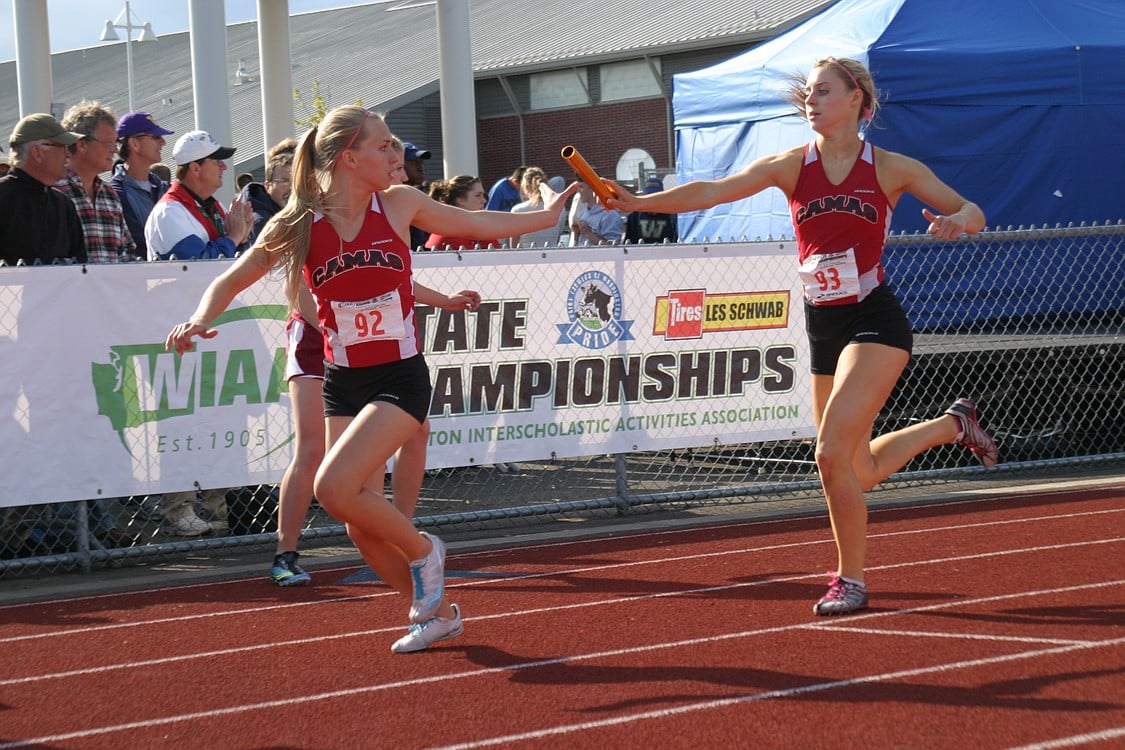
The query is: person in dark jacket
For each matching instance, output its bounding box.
[241,138,296,245]
[0,113,86,266]
[624,176,678,244]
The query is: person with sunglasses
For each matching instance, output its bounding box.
[145,129,252,261]
[109,111,174,261]
[0,113,85,266]
[55,101,137,265]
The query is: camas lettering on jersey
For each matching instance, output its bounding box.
[794,194,878,225]
[311,243,405,286]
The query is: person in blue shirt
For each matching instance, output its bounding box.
[485,166,527,212]
[109,111,173,260]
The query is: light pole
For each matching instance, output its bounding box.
[99,2,158,113]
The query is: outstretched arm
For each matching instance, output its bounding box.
[387,182,579,241]
[604,149,801,215]
[165,245,276,353]
[879,150,986,239]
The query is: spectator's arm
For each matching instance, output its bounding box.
[145,201,239,261]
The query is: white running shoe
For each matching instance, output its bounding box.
[391,604,464,654]
[166,508,213,537]
[408,532,446,623]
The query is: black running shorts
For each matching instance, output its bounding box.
[322,354,432,424]
[804,284,913,375]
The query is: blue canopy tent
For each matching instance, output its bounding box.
[673,0,1125,240]
[672,0,1125,329]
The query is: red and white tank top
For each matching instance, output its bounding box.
[302,192,419,367]
[788,140,892,305]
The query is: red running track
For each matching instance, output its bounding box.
[1,484,1123,749]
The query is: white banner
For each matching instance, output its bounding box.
[0,243,814,506]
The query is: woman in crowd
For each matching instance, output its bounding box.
[509,167,567,247]
[423,175,500,251]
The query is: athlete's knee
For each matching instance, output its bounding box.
[293,441,325,474]
[312,466,355,517]
[814,438,850,478]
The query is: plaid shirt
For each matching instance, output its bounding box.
[54,170,137,264]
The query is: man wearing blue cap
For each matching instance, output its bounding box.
[110,111,174,260]
[402,141,431,189]
[402,141,432,249]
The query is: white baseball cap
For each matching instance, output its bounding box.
[172,130,236,166]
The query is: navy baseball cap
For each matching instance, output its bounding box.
[403,142,431,161]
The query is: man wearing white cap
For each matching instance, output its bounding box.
[145,129,252,260]
[144,129,252,536]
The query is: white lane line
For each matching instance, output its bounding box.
[811,625,1094,646]
[1007,726,1125,749]
[4,631,1122,749]
[1,498,1119,614]
[4,572,1122,689]
[1,505,1120,642]
[7,574,1120,687]
[430,637,1125,750]
[0,532,1120,655]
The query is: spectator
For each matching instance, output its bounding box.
[151,162,172,183]
[485,166,526,212]
[424,175,500,251]
[56,101,137,263]
[402,140,431,250]
[242,137,296,245]
[0,113,86,266]
[624,176,678,244]
[109,111,173,261]
[51,102,140,547]
[146,129,252,535]
[567,182,587,247]
[571,179,624,245]
[145,129,252,260]
[0,149,9,177]
[236,172,254,191]
[389,136,409,184]
[510,168,566,247]
[402,141,431,189]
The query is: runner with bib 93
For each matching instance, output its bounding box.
[604,56,998,615]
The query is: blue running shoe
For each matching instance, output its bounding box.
[409,532,446,623]
[270,551,311,587]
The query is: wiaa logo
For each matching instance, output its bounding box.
[555,270,635,350]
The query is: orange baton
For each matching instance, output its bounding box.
[561,145,618,204]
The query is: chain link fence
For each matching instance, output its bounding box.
[2,224,1121,577]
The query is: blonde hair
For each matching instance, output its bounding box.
[255,105,377,307]
[519,166,548,207]
[785,56,881,128]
